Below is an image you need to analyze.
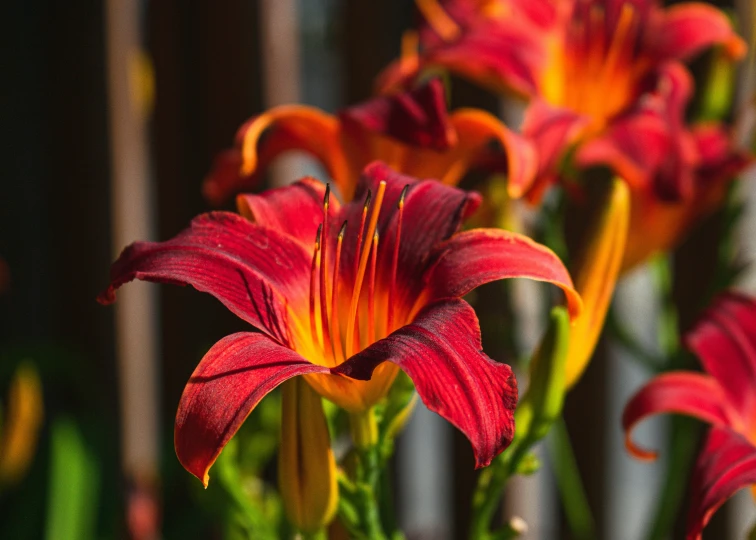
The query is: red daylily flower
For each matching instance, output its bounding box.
[380,0,744,114]
[203,78,531,206]
[379,1,750,271]
[623,292,756,539]
[99,162,581,485]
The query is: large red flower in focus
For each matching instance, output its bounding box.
[99,162,581,486]
[623,293,756,539]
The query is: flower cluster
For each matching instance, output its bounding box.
[100,0,754,537]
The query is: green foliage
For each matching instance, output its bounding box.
[45,417,100,540]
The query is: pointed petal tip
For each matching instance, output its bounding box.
[96,287,116,305]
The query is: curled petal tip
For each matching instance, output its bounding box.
[624,432,659,462]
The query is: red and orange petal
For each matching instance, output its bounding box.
[621,371,744,461]
[517,101,588,202]
[422,228,582,320]
[236,176,340,247]
[336,298,517,468]
[646,2,747,63]
[97,212,313,348]
[685,293,756,422]
[379,20,544,98]
[338,78,456,151]
[202,106,349,206]
[686,426,756,540]
[175,332,329,486]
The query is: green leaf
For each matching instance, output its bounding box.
[44,417,99,540]
[514,306,570,448]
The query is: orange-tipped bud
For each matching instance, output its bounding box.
[278,378,338,534]
[565,178,630,388]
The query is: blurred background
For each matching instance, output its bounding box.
[1,0,754,538]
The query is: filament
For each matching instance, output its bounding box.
[387,185,408,334]
[346,181,386,357]
[416,0,460,41]
[367,230,379,346]
[309,225,323,351]
[330,221,347,365]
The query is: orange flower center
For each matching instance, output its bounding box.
[299,181,410,370]
[540,2,648,133]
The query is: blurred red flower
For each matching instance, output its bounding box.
[623,293,756,540]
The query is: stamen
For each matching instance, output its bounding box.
[387,185,408,334]
[400,31,420,78]
[416,0,460,41]
[353,190,372,282]
[599,3,635,87]
[330,221,347,365]
[367,230,379,346]
[319,184,334,361]
[346,181,387,357]
[309,224,323,350]
[351,190,371,354]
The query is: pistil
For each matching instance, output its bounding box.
[319,185,334,362]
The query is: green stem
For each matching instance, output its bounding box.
[606,307,665,372]
[346,408,388,540]
[548,418,597,540]
[645,416,699,540]
[650,255,679,361]
[349,408,379,450]
[302,528,328,540]
[469,464,506,539]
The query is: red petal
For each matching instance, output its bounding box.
[378,20,543,98]
[422,21,543,97]
[685,293,756,421]
[578,64,698,201]
[339,162,481,314]
[236,176,340,246]
[175,332,328,486]
[692,124,754,187]
[520,102,588,201]
[577,109,670,190]
[338,79,455,151]
[622,372,743,461]
[686,427,756,540]
[98,212,312,345]
[647,3,747,62]
[423,228,582,320]
[335,298,517,468]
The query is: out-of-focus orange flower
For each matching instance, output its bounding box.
[203,79,532,205]
[0,362,44,486]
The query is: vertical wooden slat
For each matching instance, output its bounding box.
[105,0,160,536]
[259,0,302,185]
